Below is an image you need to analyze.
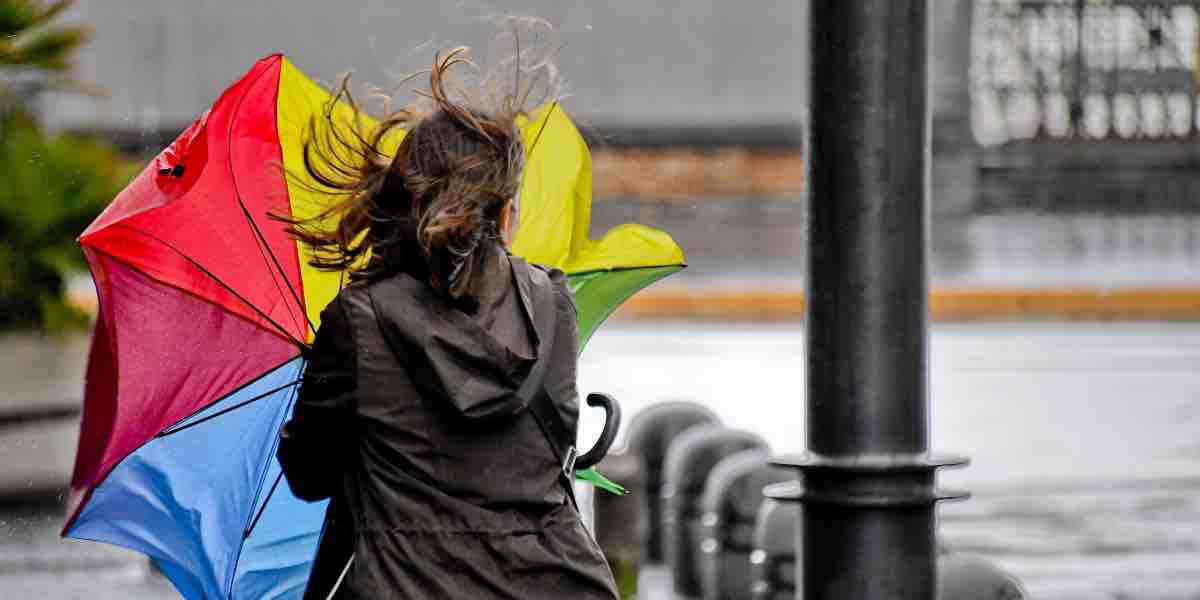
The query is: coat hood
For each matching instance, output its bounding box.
[366,253,560,421]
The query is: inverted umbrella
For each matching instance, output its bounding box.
[64,54,684,599]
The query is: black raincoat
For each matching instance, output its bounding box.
[277,253,618,599]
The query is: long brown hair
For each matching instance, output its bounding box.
[278,45,538,311]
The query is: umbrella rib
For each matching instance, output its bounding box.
[242,470,285,539]
[234,195,314,337]
[223,66,316,338]
[60,352,304,536]
[155,379,302,438]
[246,210,305,336]
[107,224,310,350]
[243,379,298,541]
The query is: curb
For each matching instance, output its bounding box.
[616,288,1200,321]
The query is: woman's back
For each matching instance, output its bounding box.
[280,253,617,599]
[340,253,573,517]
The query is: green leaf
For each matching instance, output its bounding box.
[30,0,71,26]
[0,1,40,37]
[3,25,90,70]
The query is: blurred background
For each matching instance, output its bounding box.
[3,1,1200,598]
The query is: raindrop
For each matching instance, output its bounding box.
[585,24,593,31]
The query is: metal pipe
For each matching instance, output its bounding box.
[769,2,966,599]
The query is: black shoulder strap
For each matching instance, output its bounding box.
[508,257,581,512]
[528,389,579,511]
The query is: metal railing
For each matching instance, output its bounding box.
[972,0,1200,144]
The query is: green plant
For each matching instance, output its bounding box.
[0,1,92,92]
[0,0,129,331]
[0,109,133,330]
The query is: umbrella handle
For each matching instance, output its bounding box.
[576,393,621,470]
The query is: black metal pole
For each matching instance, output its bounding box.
[769,2,965,599]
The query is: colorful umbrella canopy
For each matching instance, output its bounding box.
[64,54,684,599]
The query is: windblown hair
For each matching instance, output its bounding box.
[278,33,560,311]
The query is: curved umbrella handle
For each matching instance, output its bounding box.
[576,393,621,470]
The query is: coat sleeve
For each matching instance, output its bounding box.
[277,297,357,502]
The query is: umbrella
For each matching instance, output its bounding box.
[64,54,684,600]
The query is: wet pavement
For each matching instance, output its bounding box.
[0,504,174,599]
[578,321,1200,599]
[4,321,1200,598]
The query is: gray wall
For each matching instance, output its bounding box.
[45,1,810,131]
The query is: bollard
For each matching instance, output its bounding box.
[624,401,721,563]
[662,425,766,597]
[749,491,800,600]
[937,552,1026,600]
[698,449,791,600]
[592,454,646,599]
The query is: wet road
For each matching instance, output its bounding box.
[0,504,175,600]
[5,321,1200,598]
[579,321,1200,599]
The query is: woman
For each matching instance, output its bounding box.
[275,48,619,599]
